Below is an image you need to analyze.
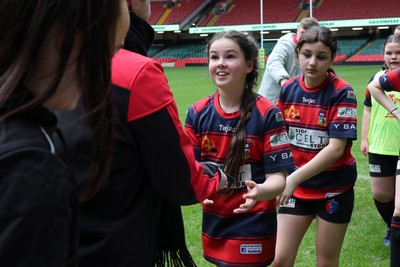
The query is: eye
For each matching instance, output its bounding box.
[227,54,236,59]
[210,55,218,60]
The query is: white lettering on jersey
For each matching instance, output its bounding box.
[218,124,236,133]
[302,97,316,104]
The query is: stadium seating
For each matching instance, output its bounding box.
[148,1,166,25]
[312,0,398,20]
[214,0,300,26]
[146,0,398,65]
[346,38,385,63]
[160,0,204,25]
[154,42,207,60]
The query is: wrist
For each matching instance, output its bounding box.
[390,107,398,114]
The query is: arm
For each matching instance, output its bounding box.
[368,72,400,121]
[265,37,293,85]
[277,138,347,205]
[233,171,287,213]
[127,61,225,204]
[360,105,371,156]
[129,102,224,205]
[258,35,297,103]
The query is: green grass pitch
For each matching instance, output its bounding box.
[163,65,390,266]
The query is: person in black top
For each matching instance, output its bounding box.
[0,0,129,266]
[56,1,229,266]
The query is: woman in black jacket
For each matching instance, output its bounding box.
[0,0,129,266]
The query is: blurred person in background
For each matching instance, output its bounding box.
[258,17,319,104]
[360,34,400,247]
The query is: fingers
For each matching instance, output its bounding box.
[233,202,251,214]
[202,199,214,205]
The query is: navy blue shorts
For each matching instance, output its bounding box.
[368,153,398,177]
[278,188,354,224]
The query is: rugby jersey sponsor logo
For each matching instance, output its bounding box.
[270,132,290,147]
[337,108,357,118]
[288,127,328,150]
[240,244,262,254]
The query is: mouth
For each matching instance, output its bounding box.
[306,68,317,74]
[216,71,229,77]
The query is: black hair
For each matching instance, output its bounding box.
[0,0,122,202]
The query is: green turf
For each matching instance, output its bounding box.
[163,65,389,266]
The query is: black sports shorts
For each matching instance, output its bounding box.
[368,153,398,177]
[278,188,354,224]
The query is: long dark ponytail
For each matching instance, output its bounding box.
[207,30,259,189]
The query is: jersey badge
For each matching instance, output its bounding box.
[275,111,284,122]
[284,105,301,121]
[326,199,339,214]
[317,111,326,126]
[347,91,356,100]
[201,135,217,155]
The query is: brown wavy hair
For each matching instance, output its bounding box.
[206,30,259,189]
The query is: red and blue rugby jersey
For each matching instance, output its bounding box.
[184,92,294,267]
[278,73,357,200]
[380,67,400,91]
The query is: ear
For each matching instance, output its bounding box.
[331,53,336,64]
[246,60,253,73]
[126,0,135,11]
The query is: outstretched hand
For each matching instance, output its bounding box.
[233,180,260,214]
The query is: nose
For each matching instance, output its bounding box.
[217,57,226,67]
[309,56,317,66]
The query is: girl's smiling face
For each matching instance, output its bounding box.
[384,42,400,70]
[208,38,253,93]
[298,41,334,88]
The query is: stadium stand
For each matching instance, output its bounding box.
[346,38,385,63]
[311,0,399,20]
[148,1,166,25]
[160,0,204,25]
[210,0,301,26]
[147,0,399,66]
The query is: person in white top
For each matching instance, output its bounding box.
[258,17,319,103]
